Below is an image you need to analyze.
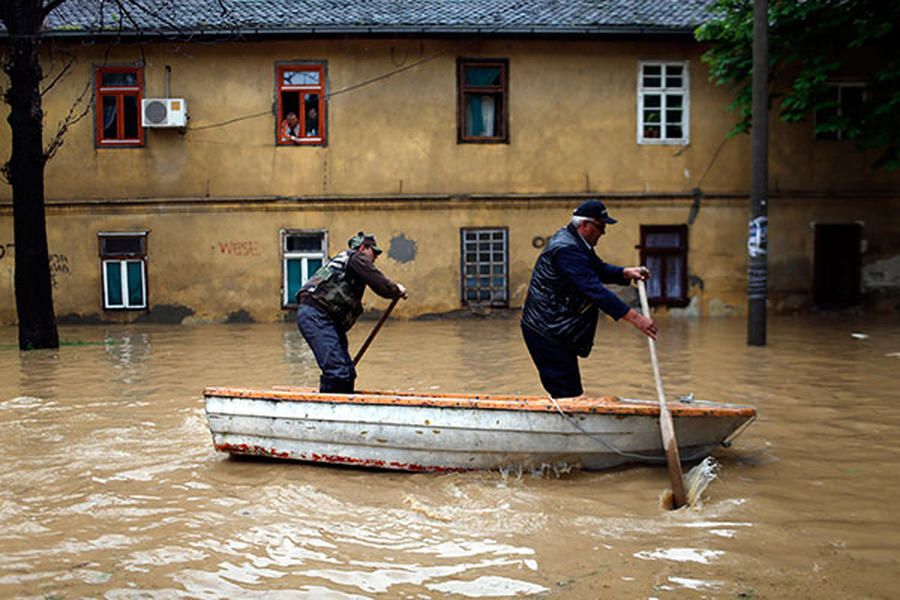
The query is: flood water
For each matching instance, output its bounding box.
[1,315,899,598]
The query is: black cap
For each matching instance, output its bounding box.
[573,199,617,224]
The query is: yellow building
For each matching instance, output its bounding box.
[1,2,898,325]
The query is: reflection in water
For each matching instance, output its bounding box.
[1,316,899,598]
[104,331,153,368]
[18,349,60,400]
[283,325,318,381]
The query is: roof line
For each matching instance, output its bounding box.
[9,24,699,41]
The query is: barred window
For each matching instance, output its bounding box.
[461,228,508,307]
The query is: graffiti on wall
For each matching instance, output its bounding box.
[49,254,70,288]
[0,245,70,288]
[216,241,260,257]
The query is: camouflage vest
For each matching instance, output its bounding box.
[299,249,365,331]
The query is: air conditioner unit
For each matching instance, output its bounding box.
[141,98,188,127]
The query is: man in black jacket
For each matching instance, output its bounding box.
[297,232,406,393]
[521,200,657,398]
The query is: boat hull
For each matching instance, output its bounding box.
[204,387,756,472]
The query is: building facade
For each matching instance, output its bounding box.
[1,2,898,325]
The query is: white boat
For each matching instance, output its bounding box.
[203,386,756,472]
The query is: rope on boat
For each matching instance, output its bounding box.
[547,396,667,464]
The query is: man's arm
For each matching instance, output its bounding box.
[554,246,630,320]
[594,259,629,286]
[348,253,404,299]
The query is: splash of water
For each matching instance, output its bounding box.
[661,456,719,509]
[498,461,579,480]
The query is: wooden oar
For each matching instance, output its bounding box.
[353,297,400,366]
[637,279,688,509]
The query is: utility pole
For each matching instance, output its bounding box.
[747,0,768,346]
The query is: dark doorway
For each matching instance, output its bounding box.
[814,223,862,308]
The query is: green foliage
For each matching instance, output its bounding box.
[696,0,900,169]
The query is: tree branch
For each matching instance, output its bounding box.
[43,77,93,164]
[40,54,76,97]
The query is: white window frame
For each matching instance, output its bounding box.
[281,229,328,307]
[101,259,147,309]
[815,82,865,141]
[98,231,148,310]
[637,60,690,145]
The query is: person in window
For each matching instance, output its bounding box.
[281,112,301,144]
[297,232,407,393]
[305,105,319,137]
[520,200,657,398]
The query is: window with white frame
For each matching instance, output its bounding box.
[815,83,865,141]
[282,229,327,307]
[638,62,689,144]
[99,232,148,310]
[461,228,508,307]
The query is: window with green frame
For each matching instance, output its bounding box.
[282,229,327,307]
[99,232,148,310]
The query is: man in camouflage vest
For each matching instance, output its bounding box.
[297,232,407,393]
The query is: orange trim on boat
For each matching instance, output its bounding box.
[204,386,756,418]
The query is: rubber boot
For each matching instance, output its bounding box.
[319,376,355,394]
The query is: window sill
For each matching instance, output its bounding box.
[458,139,509,145]
[278,139,324,147]
[638,139,689,146]
[97,141,144,148]
[649,299,690,308]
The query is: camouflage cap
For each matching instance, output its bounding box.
[348,231,383,255]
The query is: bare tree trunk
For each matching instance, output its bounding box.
[2,1,59,350]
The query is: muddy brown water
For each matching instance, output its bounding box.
[1,315,899,598]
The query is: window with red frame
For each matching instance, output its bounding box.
[458,59,508,143]
[95,67,143,147]
[277,64,325,145]
[639,225,689,307]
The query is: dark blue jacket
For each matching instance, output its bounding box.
[521,223,630,357]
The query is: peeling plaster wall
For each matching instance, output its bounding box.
[863,255,900,292]
[1,37,899,324]
[863,259,900,312]
[1,196,897,325]
[2,38,899,202]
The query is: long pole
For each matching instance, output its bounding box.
[638,280,688,509]
[352,297,400,366]
[747,0,769,346]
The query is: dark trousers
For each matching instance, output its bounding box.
[297,303,356,393]
[521,322,583,398]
